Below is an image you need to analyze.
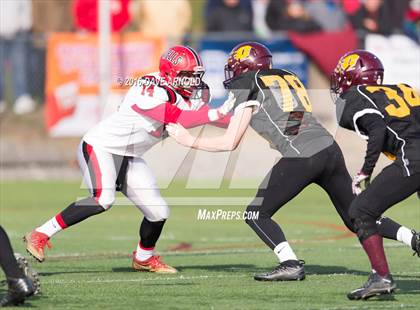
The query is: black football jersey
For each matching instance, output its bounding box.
[227,69,333,158]
[336,84,420,176]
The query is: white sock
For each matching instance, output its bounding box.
[135,242,154,261]
[274,241,298,263]
[35,216,62,238]
[396,226,413,247]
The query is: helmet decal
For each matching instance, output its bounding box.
[223,42,272,88]
[340,54,360,72]
[233,45,253,61]
[163,49,183,66]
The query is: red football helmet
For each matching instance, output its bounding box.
[224,42,272,88]
[330,50,384,100]
[159,45,205,98]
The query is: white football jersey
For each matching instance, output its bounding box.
[83,72,199,157]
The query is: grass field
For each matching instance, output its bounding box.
[0,181,419,309]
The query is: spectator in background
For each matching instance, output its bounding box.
[32,0,74,104]
[206,0,253,32]
[252,0,272,38]
[0,0,35,115]
[404,0,420,41]
[266,0,322,33]
[131,0,191,44]
[305,0,347,31]
[204,0,252,20]
[386,0,410,33]
[349,0,393,36]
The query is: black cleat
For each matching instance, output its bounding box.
[0,254,40,307]
[14,253,40,295]
[347,272,396,300]
[411,230,420,257]
[0,278,34,307]
[254,260,305,281]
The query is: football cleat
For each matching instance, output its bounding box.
[254,260,305,281]
[347,272,396,300]
[132,252,178,274]
[14,253,41,295]
[0,277,35,307]
[23,231,52,262]
[412,230,420,257]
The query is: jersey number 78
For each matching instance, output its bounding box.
[260,74,312,113]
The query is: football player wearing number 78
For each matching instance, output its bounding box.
[331,50,420,300]
[168,42,419,282]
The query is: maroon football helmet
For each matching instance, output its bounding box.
[224,42,273,88]
[330,50,384,100]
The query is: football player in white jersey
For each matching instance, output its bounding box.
[24,46,232,273]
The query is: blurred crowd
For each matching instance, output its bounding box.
[0,0,419,115]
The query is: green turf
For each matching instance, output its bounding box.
[0,181,419,309]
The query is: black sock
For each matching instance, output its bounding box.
[60,197,106,227]
[377,217,401,241]
[0,226,25,279]
[139,218,166,248]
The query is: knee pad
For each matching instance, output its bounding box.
[97,191,115,210]
[349,200,378,241]
[144,203,170,222]
[352,214,378,242]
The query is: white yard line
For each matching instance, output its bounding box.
[43,274,248,285]
[41,271,420,286]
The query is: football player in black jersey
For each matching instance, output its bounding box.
[331,50,420,300]
[168,42,419,282]
[0,226,39,306]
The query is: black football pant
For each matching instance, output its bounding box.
[245,142,406,250]
[349,163,420,242]
[0,226,25,279]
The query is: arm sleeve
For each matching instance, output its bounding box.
[208,114,232,129]
[356,114,387,175]
[176,105,217,128]
[131,102,219,129]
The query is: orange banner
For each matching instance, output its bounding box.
[45,32,165,136]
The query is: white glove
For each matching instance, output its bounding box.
[208,91,236,121]
[352,171,371,195]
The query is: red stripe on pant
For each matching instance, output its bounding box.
[85,143,103,202]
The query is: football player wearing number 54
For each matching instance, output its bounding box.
[168,42,419,283]
[331,50,420,300]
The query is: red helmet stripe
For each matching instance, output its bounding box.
[163,85,177,104]
[185,46,202,67]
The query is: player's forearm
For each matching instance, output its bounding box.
[189,134,238,152]
[208,114,232,129]
[177,106,224,129]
